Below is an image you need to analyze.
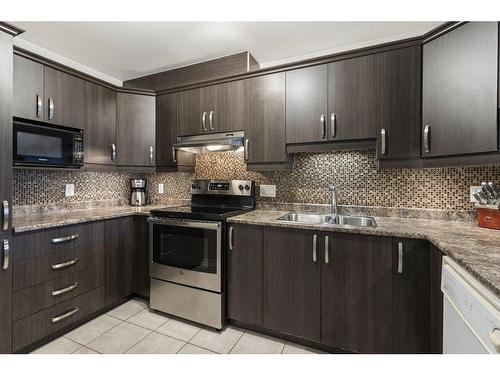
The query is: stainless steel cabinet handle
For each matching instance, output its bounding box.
[380,128,387,155]
[244,139,249,161]
[397,242,403,274]
[172,146,177,163]
[51,234,79,244]
[324,236,329,264]
[2,239,9,270]
[51,282,79,297]
[312,234,317,262]
[330,113,336,138]
[229,226,234,250]
[202,111,207,132]
[149,146,154,164]
[52,257,79,270]
[48,97,54,120]
[36,94,43,118]
[320,114,326,139]
[209,110,214,131]
[424,125,431,153]
[51,307,79,323]
[111,144,116,161]
[2,200,9,231]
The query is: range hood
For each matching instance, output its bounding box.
[174,131,245,154]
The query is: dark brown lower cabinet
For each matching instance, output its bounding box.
[0,235,12,353]
[104,217,134,305]
[429,245,444,354]
[321,233,393,353]
[133,216,150,298]
[227,224,263,326]
[263,227,321,342]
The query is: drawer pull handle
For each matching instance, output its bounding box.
[312,234,317,262]
[324,235,329,264]
[52,257,79,270]
[51,307,79,323]
[51,282,79,297]
[397,242,403,274]
[51,234,79,244]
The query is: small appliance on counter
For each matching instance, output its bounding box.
[472,181,500,230]
[130,178,148,206]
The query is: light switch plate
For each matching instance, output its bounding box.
[470,186,481,202]
[65,183,75,197]
[158,183,164,194]
[260,184,276,198]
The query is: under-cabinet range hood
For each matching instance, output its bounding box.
[174,131,245,154]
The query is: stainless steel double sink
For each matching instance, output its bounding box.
[277,213,377,228]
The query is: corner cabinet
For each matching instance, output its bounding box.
[116,92,156,167]
[242,73,293,170]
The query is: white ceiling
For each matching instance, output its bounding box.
[12,22,443,85]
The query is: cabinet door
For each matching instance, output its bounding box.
[133,216,149,298]
[376,46,421,160]
[227,224,263,326]
[321,233,393,353]
[1,33,12,235]
[392,238,430,353]
[0,235,12,353]
[243,73,289,165]
[204,81,244,133]
[178,88,204,135]
[263,227,320,341]
[13,55,44,121]
[116,93,156,166]
[44,66,84,128]
[328,55,379,141]
[286,65,328,144]
[104,217,134,305]
[422,22,498,157]
[83,81,116,165]
[156,93,196,168]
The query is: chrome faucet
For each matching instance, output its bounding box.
[329,184,338,220]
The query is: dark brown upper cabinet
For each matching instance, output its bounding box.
[44,66,84,128]
[116,93,156,167]
[83,81,116,165]
[422,22,499,157]
[156,93,195,171]
[178,88,203,136]
[286,65,328,144]
[227,224,263,327]
[13,55,44,121]
[242,73,292,170]
[263,227,321,342]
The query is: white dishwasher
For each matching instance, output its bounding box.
[441,256,500,354]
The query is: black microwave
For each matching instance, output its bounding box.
[13,119,84,168]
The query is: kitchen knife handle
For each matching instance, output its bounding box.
[424,125,430,153]
[380,128,387,155]
[320,114,326,139]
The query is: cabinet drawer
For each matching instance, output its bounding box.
[13,264,104,321]
[13,242,105,291]
[12,221,104,262]
[13,286,104,352]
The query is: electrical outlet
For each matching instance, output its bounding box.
[260,184,276,198]
[158,183,164,194]
[65,183,75,197]
[470,186,481,202]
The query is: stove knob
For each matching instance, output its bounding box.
[238,184,244,191]
[244,185,250,191]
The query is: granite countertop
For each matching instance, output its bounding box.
[12,204,184,233]
[227,210,500,298]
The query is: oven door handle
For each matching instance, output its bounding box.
[148,217,221,231]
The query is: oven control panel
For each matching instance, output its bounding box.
[191,180,254,196]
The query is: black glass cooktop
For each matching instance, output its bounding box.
[150,205,253,221]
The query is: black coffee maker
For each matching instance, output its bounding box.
[130,178,148,206]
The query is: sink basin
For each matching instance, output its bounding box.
[277,213,377,228]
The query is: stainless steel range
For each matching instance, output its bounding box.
[148,180,255,329]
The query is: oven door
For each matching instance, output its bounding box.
[149,218,222,293]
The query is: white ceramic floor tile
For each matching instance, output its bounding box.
[126,332,185,354]
[230,331,285,354]
[73,346,100,354]
[156,318,201,342]
[65,314,122,345]
[32,337,81,354]
[86,321,151,354]
[177,343,217,354]
[106,299,147,320]
[282,342,324,354]
[127,309,169,331]
[190,326,245,354]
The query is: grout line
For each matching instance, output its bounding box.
[82,318,125,348]
[180,342,219,354]
[227,328,246,354]
[124,330,156,354]
[281,342,286,354]
[175,342,189,354]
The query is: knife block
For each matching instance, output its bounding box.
[477,208,500,230]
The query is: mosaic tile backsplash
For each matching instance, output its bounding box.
[13,149,500,215]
